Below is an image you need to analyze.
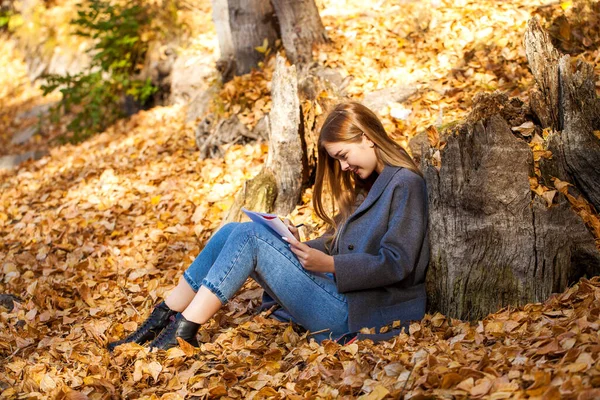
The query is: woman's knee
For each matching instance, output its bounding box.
[232,221,275,236]
[212,222,241,242]
[221,222,241,233]
[230,221,263,237]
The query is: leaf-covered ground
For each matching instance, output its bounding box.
[1,0,600,398]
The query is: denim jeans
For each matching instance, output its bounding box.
[183,222,349,342]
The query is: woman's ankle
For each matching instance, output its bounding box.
[163,278,197,312]
[164,298,185,313]
[181,310,204,324]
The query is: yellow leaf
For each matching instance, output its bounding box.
[529,177,539,190]
[123,321,138,331]
[560,1,572,10]
[145,361,162,382]
[255,38,269,54]
[485,321,504,335]
[560,337,576,350]
[470,378,492,397]
[511,121,535,136]
[344,343,359,355]
[151,195,161,205]
[426,125,440,147]
[541,190,557,207]
[64,391,89,400]
[166,347,186,359]
[133,360,144,382]
[148,229,164,242]
[441,373,464,389]
[39,374,56,392]
[359,385,389,400]
[177,336,197,357]
[533,184,545,196]
[531,134,545,144]
[457,377,474,392]
[563,362,588,373]
[553,177,571,194]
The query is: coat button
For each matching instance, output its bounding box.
[348,244,354,250]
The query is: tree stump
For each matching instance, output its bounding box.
[423,99,600,320]
[525,17,600,213]
[423,18,600,320]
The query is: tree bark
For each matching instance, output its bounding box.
[524,17,600,213]
[211,0,235,61]
[422,18,600,320]
[266,55,303,215]
[271,0,328,66]
[423,105,600,320]
[222,54,302,223]
[211,0,236,81]
[227,0,279,76]
[211,0,326,80]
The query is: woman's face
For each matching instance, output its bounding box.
[323,134,383,179]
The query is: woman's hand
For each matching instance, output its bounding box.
[283,236,335,273]
[283,219,301,242]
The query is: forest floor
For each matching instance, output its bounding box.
[1,0,600,399]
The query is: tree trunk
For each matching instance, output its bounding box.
[422,18,600,320]
[524,17,600,214]
[211,0,234,61]
[271,0,328,66]
[423,103,600,320]
[222,54,302,223]
[212,0,326,80]
[266,55,303,215]
[227,0,279,76]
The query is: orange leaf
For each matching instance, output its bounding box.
[441,373,463,389]
[470,378,492,398]
[177,337,197,357]
[426,125,440,147]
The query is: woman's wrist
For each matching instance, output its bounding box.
[328,255,335,273]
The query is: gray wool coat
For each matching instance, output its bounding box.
[305,165,430,341]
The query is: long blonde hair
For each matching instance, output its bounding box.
[313,102,422,236]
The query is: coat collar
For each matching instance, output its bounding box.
[350,165,401,219]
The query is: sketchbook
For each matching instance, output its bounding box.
[241,208,296,241]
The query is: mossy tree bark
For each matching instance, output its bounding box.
[422,18,600,320]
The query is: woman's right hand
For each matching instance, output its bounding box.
[283,219,301,242]
[283,236,335,273]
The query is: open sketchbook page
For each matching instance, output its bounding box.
[241,208,296,241]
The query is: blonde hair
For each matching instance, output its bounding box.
[313,102,422,237]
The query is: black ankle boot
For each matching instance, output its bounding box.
[149,313,200,350]
[107,302,176,352]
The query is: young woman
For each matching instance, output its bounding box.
[107,102,429,351]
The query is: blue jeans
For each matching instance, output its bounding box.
[183,222,349,342]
